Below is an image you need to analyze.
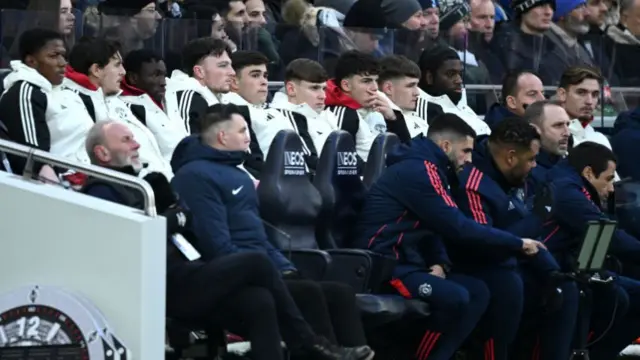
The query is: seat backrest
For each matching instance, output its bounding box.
[362,133,400,189]
[314,130,365,249]
[258,130,322,250]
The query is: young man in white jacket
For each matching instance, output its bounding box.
[377,55,429,143]
[223,51,319,171]
[0,28,93,182]
[64,36,172,179]
[416,44,490,136]
[120,49,188,162]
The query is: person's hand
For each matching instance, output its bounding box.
[369,94,396,121]
[39,165,59,184]
[282,269,303,280]
[521,238,546,255]
[532,183,554,219]
[430,264,446,279]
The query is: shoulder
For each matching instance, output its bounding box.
[2,80,46,103]
[82,181,126,204]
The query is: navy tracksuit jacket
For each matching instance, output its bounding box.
[355,136,532,360]
[483,103,517,129]
[543,160,640,359]
[455,140,577,360]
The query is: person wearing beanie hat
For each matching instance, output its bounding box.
[553,0,587,20]
[545,0,595,72]
[380,0,425,29]
[419,0,442,38]
[511,0,555,17]
[97,0,162,54]
[343,0,388,53]
[439,0,471,32]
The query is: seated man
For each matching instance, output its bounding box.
[222,51,317,170]
[0,28,94,180]
[377,55,429,144]
[454,118,577,360]
[269,58,337,155]
[120,49,188,162]
[355,114,544,360]
[484,70,545,128]
[81,120,369,360]
[543,142,640,359]
[170,104,373,357]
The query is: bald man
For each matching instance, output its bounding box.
[469,0,496,41]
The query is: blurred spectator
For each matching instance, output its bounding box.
[377,55,429,143]
[159,0,183,18]
[418,0,441,39]
[210,0,249,47]
[95,0,162,55]
[605,0,640,85]
[315,0,357,15]
[0,28,91,181]
[468,0,505,83]
[470,0,496,41]
[484,70,545,127]
[580,0,618,81]
[243,0,281,72]
[270,58,338,154]
[416,45,490,135]
[612,100,640,182]
[121,49,188,161]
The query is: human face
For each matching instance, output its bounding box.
[506,73,545,116]
[564,4,590,35]
[432,59,463,93]
[423,7,440,38]
[448,19,470,49]
[583,160,616,199]
[558,78,600,122]
[521,4,554,33]
[211,14,229,40]
[621,0,640,36]
[218,114,251,151]
[403,10,426,30]
[340,74,379,108]
[59,0,75,35]
[441,135,474,171]
[28,39,67,86]
[536,105,571,155]
[470,0,495,41]
[348,31,381,54]
[194,51,235,93]
[234,64,269,105]
[132,59,167,103]
[226,0,248,32]
[134,2,162,40]
[98,122,142,172]
[97,52,126,95]
[505,140,540,185]
[586,0,608,26]
[286,80,327,112]
[245,0,267,28]
[381,77,419,111]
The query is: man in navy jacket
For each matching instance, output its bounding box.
[355,113,544,360]
[455,118,578,360]
[170,103,373,357]
[543,142,640,359]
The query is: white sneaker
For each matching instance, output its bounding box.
[621,344,640,356]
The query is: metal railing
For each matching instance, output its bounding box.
[0,139,157,216]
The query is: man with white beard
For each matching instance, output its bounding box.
[546,0,598,67]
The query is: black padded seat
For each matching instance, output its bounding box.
[362,133,400,189]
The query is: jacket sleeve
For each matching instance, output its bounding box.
[385,111,412,144]
[172,171,241,259]
[83,183,127,205]
[418,234,452,267]
[555,183,640,263]
[393,161,524,251]
[177,90,209,134]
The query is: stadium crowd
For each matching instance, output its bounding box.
[4,0,640,360]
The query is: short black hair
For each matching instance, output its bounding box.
[69,36,121,75]
[501,70,538,104]
[201,103,245,132]
[230,50,269,75]
[488,117,540,151]
[334,51,380,88]
[427,113,477,140]
[18,28,63,61]
[378,55,421,84]
[181,37,231,77]
[522,99,565,126]
[285,59,329,83]
[123,49,163,78]
[568,142,617,178]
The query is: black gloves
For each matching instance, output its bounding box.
[144,172,178,214]
[532,183,554,220]
[163,206,192,237]
[282,270,304,280]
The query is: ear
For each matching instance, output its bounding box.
[340,78,351,93]
[505,95,517,111]
[192,65,203,80]
[89,63,102,80]
[23,54,37,68]
[441,139,452,154]
[425,71,434,85]
[530,123,541,134]
[506,149,518,165]
[581,166,594,181]
[285,81,295,97]
[94,145,110,163]
[556,87,567,103]
[230,75,239,92]
[128,73,139,86]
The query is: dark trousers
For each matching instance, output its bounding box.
[166,252,316,360]
[390,265,490,360]
[284,279,368,346]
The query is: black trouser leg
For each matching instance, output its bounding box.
[319,281,368,346]
[285,279,339,343]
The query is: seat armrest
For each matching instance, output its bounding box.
[366,252,398,293]
[324,249,373,292]
[283,249,332,281]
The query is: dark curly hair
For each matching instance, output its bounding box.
[489,117,540,150]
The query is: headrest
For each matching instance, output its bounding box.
[363,133,400,188]
[315,130,359,188]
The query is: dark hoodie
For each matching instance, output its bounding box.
[170,135,295,271]
[611,109,640,182]
[454,138,559,272]
[484,103,517,129]
[354,135,523,272]
[542,159,640,270]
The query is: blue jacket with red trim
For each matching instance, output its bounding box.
[453,140,559,271]
[354,135,524,270]
[542,160,640,270]
[526,149,562,197]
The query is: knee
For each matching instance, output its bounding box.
[241,251,278,274]
[465,279,491,312]
[240,287,277,315]
[286,279,324,298]
[434,287,472,314]
[560,281,580,305]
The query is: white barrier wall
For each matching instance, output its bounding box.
[0,171,166,359]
